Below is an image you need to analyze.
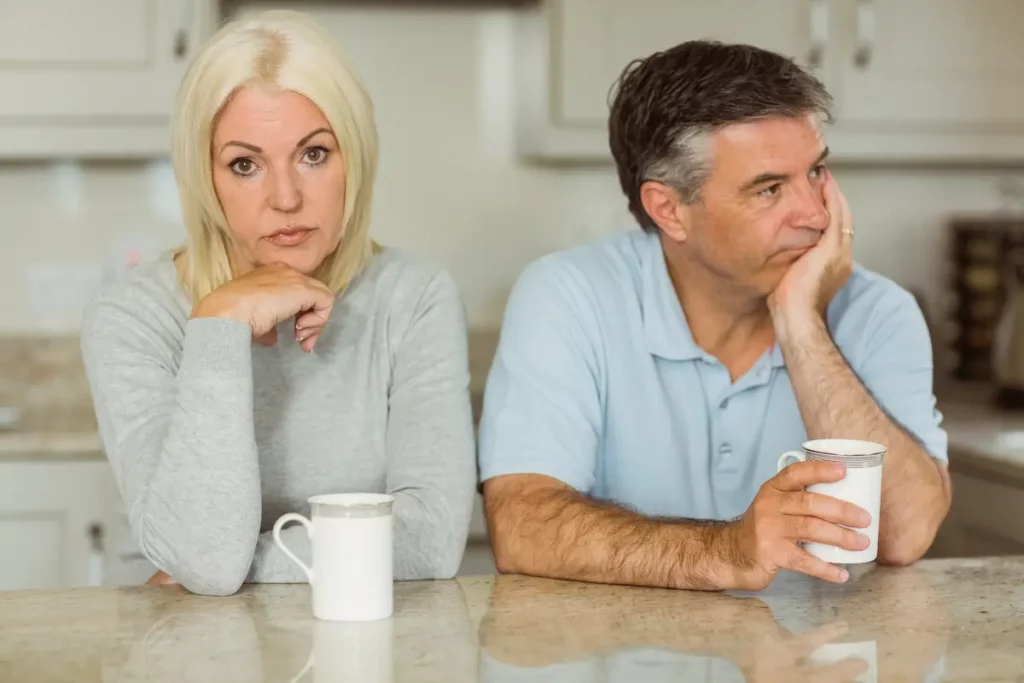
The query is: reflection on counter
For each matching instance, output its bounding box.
[3,559,1024,682]
[478,566,950,683]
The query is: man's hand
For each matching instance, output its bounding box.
[724,460,872,591]
[768,172,853,322]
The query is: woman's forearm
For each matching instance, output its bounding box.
[84,315,263,595]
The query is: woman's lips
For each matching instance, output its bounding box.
[266,227,315,247]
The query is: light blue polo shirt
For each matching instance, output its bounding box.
[478,229,947,521]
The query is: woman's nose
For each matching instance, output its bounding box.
[268,166,302,213]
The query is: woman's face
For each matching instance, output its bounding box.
[211,86,347,275]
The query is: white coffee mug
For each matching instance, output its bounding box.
[273,493,395,621]
[776,439,885,564]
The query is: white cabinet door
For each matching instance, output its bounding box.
[517,0,816,161]
[827,0,1024,161]
[0,0,217,158]
[0,461,118,591]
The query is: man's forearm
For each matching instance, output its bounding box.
[485,479,736,590]
[774,313,951,563]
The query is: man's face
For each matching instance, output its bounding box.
[678,116,831,296]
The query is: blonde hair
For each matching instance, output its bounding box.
[171,10,379,302]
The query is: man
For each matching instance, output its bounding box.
[478,40,951,591]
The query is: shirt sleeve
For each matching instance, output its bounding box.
[849,286,948,463]
[478,257,604,493]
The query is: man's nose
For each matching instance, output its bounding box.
[795,182,829,231]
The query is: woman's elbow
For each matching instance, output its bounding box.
[179,568,248,597]
[138,528,257,596]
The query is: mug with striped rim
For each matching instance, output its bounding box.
[777,439,886,565]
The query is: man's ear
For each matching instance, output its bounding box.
[640,181,692,243]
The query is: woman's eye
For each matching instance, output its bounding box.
[758,184,781,198]
[303,146,329,165]
[229,158,257,176]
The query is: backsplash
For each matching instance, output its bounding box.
[0,336,96,432]
[0,329,500,430]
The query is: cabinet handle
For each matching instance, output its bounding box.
[174,0,194,59]
[174,31,188,59]
[88,523,105,587]
[854,0,875,69]
[807,0,829,70]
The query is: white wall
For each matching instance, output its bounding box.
[1,4,1021,353]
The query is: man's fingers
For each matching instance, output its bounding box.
[774,460,847,492]
[785,515,871,552]
[785,546,849,584]
[791,620,850,658]
[780,491,871,528]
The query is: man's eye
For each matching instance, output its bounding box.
[758,184,781,198]
[810,164,827,179]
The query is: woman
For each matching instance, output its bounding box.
[80,10,475,596]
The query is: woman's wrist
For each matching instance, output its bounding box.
[191,295,250,326]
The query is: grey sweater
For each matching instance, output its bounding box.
[80,247,476,596]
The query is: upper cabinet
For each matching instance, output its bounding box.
[826,0,1024,160]
[0,0,219,159]
[517,0,1024,163]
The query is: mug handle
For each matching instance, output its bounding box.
[777,450,806,473]
[273,513,314,583]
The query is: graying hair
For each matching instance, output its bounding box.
[642,126,714,206]
[607,40,834,233]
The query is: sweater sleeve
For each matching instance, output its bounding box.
[81,295,262,596]
[386,270,476,579]
[245,268,477,584]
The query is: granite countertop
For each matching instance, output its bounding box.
[2,557,1023,681]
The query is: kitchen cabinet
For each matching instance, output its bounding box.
[0,460,119,591]
[932,466,1024,558]
[518,0,1024,163]
[827,0,1024,160]
[0,0,219,158]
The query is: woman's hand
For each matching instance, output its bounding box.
[191,264,336,352]
[146,570,178,586]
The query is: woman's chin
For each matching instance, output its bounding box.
[256,248,327,275]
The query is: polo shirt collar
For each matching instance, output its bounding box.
[640,231,704,361]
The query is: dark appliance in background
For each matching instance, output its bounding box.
[949,217,1024,408]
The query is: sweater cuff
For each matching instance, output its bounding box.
[180,318,253,379]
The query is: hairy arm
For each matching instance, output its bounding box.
[484,474,736,590]
[775,310,951,565]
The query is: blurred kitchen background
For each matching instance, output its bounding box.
[4,0,1024,590]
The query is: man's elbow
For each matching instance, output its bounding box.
[877,542,928,567]
[877,519,945,567]
[487,515,530,576]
